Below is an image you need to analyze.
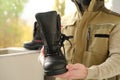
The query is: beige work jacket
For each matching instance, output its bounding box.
[56,0,120,80]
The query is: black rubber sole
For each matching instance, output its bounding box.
[24,45,42,50]
[45,67,68,76]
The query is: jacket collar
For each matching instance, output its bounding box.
[73,0,105,14]
[88,0,104,12]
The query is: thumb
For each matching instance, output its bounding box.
[38,46,45,65]
[40,46,44,54]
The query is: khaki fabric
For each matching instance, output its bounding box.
[56,0,120,80]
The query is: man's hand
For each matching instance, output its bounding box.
[38,47,88,80]
[54,63,88,80]
[38,46,44,65]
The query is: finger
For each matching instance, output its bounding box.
[66,64,74,71]
[40,46,44,54]
[70,63,83,69]
[66,64,79,70]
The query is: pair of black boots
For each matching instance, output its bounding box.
[24,11,72,76]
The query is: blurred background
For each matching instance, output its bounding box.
[0,0,120,48]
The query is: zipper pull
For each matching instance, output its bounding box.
[86,27,91,51]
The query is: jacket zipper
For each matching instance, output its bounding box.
[86,27,91,51]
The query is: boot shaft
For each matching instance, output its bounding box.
[36,11,61,51]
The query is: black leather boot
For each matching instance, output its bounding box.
[24,22,44,50]
[36,11,72,76]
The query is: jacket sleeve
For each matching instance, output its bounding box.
[86,24,120,79]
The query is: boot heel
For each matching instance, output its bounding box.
[45,67,68,76]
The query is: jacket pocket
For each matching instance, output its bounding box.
[85,23,115,65]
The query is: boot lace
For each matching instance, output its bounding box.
[59,34,73,55]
